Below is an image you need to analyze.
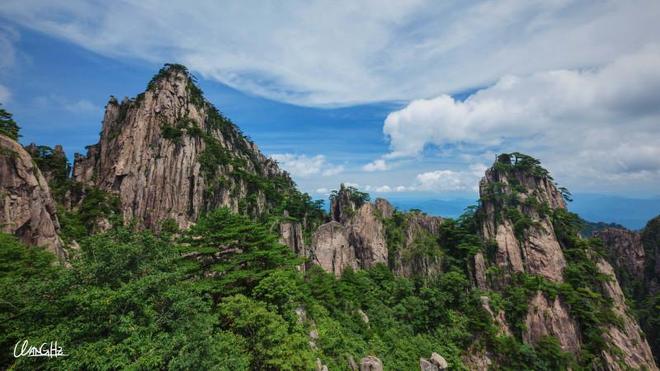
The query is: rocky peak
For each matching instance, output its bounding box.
[330,184,368,223]
[478,152,568,283]
[0,134,66,261]
[72,64,296,230]
[475,153,578,351]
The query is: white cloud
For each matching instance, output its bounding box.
[362,159,388,172]
[0,84,10,103]
[64,99,98,114]
[383,47,660,192]
[322,165,345,177]
[315,187,329,194]
[1,1,659,106]
[271,153,344,178]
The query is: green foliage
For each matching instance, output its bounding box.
[495,152,552,179]
[0,231,250,370]
[78,187,122,232]
[551,208,622,368]
[179,208,301,296]
[0,104,20,140]
[218,294,314,370]
[330,185,370,210]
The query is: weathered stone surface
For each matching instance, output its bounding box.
[72,66,293,230]
[348,202,388,268]
[393,212,444,278]
[374,198,394,219]
[419,358,436,371]
[597,259,658,370]
[473,252,488,289]
[310,221,357,276]
[279,219,305,256]
[419,352,448,371]
[479,163,566,282]
[595,227,646,286]
[315,358,328,371]
[0,134,65,261]
[312,185,390,274]
[522,291,581,353]
[359,356,383,371]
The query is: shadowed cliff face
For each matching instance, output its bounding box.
[72,65,294,230]
[595,219,660,364]
[473,153,658,370]
[0,135,66,261]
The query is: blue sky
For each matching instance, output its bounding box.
[1,1,659,228]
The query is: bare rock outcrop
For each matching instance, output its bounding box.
[476,154,580,352]
[479,155,566,283]
[310,221,357,276]
[359,356,383,371]
[374,197,394,219]
[279,218,305,257]
[595,227,646,288]
[0,134,65,261]
[348,202,388,268]
[311,185,388,274]
[72,64,294,230]
[419,352,448,371]
[597,259,657,370]
[522,291,581,353]
[475,153,657,366]
[392,211,444,278]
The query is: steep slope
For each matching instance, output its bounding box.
[473,153,657,369]
[595,218,660,364]
[72,64,304,230]
[0,134,66,261]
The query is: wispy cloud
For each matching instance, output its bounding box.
[0,84,10,103]
[271,153,344,178]
[1,1,659,106]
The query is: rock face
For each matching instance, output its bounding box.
[310,185,443,277]
[347,202,388,268]
[279,218,305,257]
[479,157,566,283]
[0,134,65,261]
[359,356,383,371]
[309,221,357,276]
[392,211,443,278]
[310,185,387,274]
[72,64,295,230]
[476,154,580,352]
[597,259,657,370]
[474,153,657,368]
[522,291,580,353]
[419,352,448,371]
[595,227,646,288]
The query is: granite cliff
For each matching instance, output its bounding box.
[472,153,657,370]
[72,64,301,230]
[0,134,66,261]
